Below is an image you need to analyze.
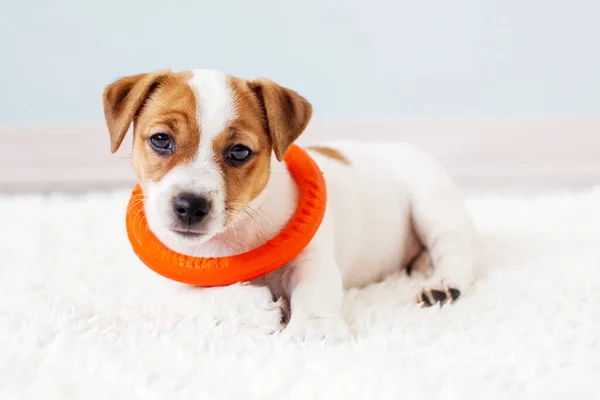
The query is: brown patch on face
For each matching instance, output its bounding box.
[103,71,199,187]
[308,146,350,165]
[212,77,273,221]
[132,72,199,185]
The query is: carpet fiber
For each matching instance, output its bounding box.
[1,188,599,399]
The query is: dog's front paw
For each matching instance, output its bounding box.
[238,294,288,334]
[284,316,350,343]
[213,284,288,334]
[416,285,461,307]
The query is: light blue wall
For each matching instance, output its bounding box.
[1,0,599,122]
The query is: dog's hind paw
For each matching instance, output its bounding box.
[416,286,461,307]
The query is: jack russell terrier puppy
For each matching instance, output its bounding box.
[103,69,478,342]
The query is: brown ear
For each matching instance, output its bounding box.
[102,71,168,153]
[248,78,312,161]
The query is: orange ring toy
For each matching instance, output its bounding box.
[126,144,327,287]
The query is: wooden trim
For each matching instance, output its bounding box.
[2,118,599,193]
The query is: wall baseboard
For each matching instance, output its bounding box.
[2,118,599,193]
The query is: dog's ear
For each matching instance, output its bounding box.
[102,71,168,153]
[248,78,312,161]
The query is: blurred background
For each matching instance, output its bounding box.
[1,0,599,192]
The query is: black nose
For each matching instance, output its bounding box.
[173,193,210,225]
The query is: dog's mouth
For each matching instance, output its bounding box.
[169,228,209,239]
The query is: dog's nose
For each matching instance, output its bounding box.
[173,193,210,225]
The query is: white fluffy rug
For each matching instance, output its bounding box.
[1,188,600,399]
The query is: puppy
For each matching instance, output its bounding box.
[103,69,477,341]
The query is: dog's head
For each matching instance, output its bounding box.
[103,69,312,247]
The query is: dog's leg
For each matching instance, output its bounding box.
[411,208,476,306]
[282,255,349,342]
[281,215,350,342]
[406,162,478,307]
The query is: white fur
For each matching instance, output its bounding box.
[257,142,477,341]
[145,69,236,250]
[145,71,477,341]
[189,69,237,161]
[152,142,477,341]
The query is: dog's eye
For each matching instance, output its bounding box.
[149,133,174,154]
[225,144,252,166]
